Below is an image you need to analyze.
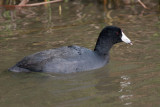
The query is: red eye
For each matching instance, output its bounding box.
[116,32,119,35]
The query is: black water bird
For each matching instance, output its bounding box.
[9,26,132,73]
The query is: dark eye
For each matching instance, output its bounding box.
[116,32,119,35]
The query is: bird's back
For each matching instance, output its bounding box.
[9,45,108,73]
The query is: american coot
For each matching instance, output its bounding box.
[9,26,132,73]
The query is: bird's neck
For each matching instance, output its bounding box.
[94,39,113,56]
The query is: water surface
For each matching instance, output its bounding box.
[0,1,160,107]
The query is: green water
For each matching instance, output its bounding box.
[0,1,160,107]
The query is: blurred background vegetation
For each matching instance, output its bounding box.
[0,0,160,10]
